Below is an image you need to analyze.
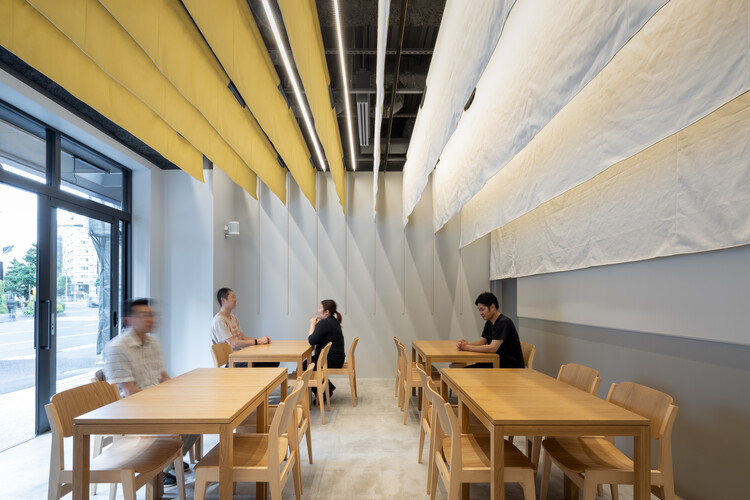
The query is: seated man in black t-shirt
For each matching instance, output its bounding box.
[456,292,526,368]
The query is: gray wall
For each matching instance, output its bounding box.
[510,245,750,500]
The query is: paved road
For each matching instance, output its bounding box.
[0,302,105,395]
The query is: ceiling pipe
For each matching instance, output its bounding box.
[382,0,409,174]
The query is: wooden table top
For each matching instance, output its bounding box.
[74,367,286,425]
[441,368,649,427]
[229,340,313,361]
[413,339,499,361]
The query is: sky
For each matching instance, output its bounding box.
[0,182,38,267]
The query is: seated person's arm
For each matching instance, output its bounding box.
[459,339,502,353]
[105,347,141,396]
[117,381,141,397]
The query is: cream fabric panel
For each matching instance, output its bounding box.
[401,0,514,226]
[489,92,750,279]
[277,0,347,210]
[462,0,749,246]
[27,0,258,196]
[181,0,316,207]
[99,0,286,203]
[0,0,203,180]
[372,0,390,216]
[432,0,670,232]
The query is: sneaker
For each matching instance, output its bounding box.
[163,473,177,486]
[183,461,190,472]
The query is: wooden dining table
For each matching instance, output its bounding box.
[440,368,652,500]
[72,367,287,500]
[229,339,313,376]
[412,340,499,374]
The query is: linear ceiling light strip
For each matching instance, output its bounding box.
[489,92,750,280]
[372,0,391,217]
[0,0,204,180]
[432,0,671,232]
[183,0,316,206]
[277,0,347,211]
[461,0,749,246]
[98,0,286,203]
[332,0,357,175]
[401,0,513,226]
[28,0,258,197]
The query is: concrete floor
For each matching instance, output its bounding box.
[0,377,641,499]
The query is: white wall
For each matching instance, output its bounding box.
[233,172,490,377]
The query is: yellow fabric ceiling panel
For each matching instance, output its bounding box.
[278,0,347,210]
[98,0,286,203]
[0,0,204,180]
[27,0,258,197]
[182,0,319,208]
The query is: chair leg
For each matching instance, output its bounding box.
[402,387,411,425]
[319,387,326,425]
[539,450,552,500]
[531,436,542,469]
[349,371,356,407]
[193,469,207,500]
[119,470,137,500]
[582,479,598,500]
[91,435,102,495]
[429,458,440,500]
[305,424,314,464]
[611,483,620,500]
[353,373,358,398]
[47,468,62,500]
[427,424,436,494]
[448,477,461,500]
[269,474,282,500]
[292,455,302,500]
[418,424,426,463]
[108,483,117,500]
[521,470,536,500]
[174,456,186,500]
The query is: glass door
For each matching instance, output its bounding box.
[0,184,38,451]
[55,209,112,393]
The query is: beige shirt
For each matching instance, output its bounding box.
[104,328,165,396]
[210,312,243,348]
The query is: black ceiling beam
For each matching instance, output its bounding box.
[383,0,409,174]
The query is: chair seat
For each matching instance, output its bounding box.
[328,362,349,372]
[542,437,637,473]
[197,435,289,470]
[90,435,183,473]
[441,435,534,470]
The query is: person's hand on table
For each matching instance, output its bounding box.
[259,336,271,345]
[456,339,467,351]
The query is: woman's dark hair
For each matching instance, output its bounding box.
[321,299,342,324]
[474,292,499,310]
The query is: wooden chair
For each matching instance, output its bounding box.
[424,381,536,500]
[525,363,602,467]
[309,342,333,424]
[89,369,116,498]
[238,364,315,466]
[211,342,233,367]
[540,381,678,500]
[45,381,186,500]
[393,336,403,398]
[520,341,536,369]
[327,336,360,407]
[193,383,305,500]
[396,340,440,425]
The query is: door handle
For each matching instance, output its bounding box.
[37,300,51,350]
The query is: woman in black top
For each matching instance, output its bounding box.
[307,299,346,399]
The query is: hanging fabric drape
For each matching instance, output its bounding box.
[401,0,514,226]
[489,92,750,279]
[277,0,347,210]
[99,0,286,203]
[372,0,390,218]
[0,0,204,180]
[26,0,258,196]
[461,0,749,246]
[432,0,671,232]
[181,0,317,207]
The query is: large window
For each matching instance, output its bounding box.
[0,100,131,449]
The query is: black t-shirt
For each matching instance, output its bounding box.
[481,314,525,368]
[308,316,346,363]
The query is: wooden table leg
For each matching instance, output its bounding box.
[491,425,505,500]
[281,375,288,401]
[218,424,234,500]
[633,425,651,500]
[73,425,90,500]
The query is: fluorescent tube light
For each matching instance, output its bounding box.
[332,0,358,171]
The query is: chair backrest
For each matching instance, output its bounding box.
[317,342,333,382]
[267,383,306,466]
[46,381,120,439]
[211,342,233,367]
[520,341,536,369]
[415,364,433,423]
[557,363,601,395]
[424,380,464,471]
[347,337,360,371]
[298,363,315,412]
[396,341,410,378]
[393,336,402,372]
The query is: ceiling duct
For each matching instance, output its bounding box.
[353,69,371,147]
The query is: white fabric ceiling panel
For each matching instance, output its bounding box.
[462,0,749,246]
[401,0,514,225]
[373,0,390,216]
[489,92,750,279]
[431,0,670,232]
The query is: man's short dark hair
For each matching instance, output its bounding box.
[474,292,499,310]
[217,288,233,307]
[123,298,150,318]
